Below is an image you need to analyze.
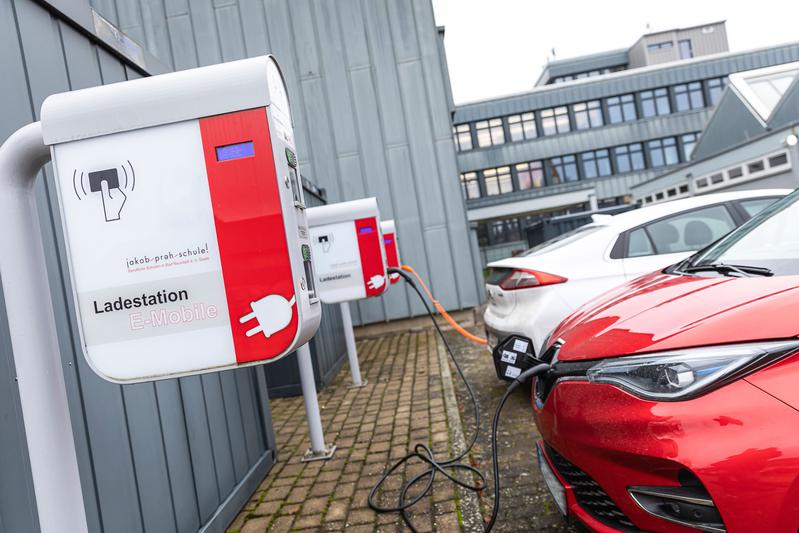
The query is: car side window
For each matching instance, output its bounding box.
[738,197,779,218]
[644,205,736,255]
[627,228,654,257]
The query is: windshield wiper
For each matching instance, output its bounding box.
[680,263,774,277]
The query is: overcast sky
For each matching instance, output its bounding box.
[432,0,799,104]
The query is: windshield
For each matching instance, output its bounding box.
[689,189,799,275]
[522,225,604,256]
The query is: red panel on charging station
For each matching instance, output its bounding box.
[199,108,298,363]
[383,233,399,284]
[355,217,386,297]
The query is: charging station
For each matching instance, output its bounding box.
[42,55,321,382]
[0,55,340,532]
[307,197,388,303]
[307,198,388,387]
[380,219,401,284]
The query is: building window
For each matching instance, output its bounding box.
[572,100,603,130]
[483,166,513,196]
[648,137,679,168]
[475,118,505,147]
[707,77,726,105]
[453,123,472,151]
[540,106,570,135]
[678,39,693,59]
[515,161,544,190]
[581,149,612,178]
[614,143,646,173]
[606,94,637,123]
[681,132,699,160]
[487,218,522,245]
[673,81,704,111]
[546,155,578,184]
[647,41,673,52]
[459,172,480,199]
[507,112,537,141]
[640,88,670,117]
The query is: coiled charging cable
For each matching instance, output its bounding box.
[368,267,550,532]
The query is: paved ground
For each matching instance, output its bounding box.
[227,315,580,532]
[443,325,579,532]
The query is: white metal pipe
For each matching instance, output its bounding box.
[0,122,89,533]
[296,343,327,454]
[339,301,364,386]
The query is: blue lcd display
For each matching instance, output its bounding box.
[215,141,255,161]
[358,227,374,234]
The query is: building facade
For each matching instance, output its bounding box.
[632,62,799,203]
[0,1,476,532]
[453,22,799,265]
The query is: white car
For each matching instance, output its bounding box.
[484,189,791,378]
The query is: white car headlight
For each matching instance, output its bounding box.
[586,340,799,401]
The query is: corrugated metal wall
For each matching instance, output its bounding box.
[87,0,482,326]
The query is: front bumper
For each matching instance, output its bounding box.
[533,378,799,532]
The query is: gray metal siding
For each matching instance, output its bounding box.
[692,91,766,160]
[1,2,285,532]
[455,42,799,121]
[89,0,482,325]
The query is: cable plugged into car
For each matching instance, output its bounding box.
[368,267,550,532]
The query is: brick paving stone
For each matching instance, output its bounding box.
[325,500,348,522]
[239,516,271,533]
[228,329,493,533]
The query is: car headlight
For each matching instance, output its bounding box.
[586,340,799,401]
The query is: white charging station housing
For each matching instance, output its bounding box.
[40,55,321,383]
[380,219,401,284]
[307,198,388,304]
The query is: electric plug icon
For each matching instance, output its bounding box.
[239,294,296,338]
[367,275,385,290]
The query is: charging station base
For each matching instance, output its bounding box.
[301,444,337,462]
[347,379,369,389]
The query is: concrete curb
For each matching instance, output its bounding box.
[436,335,484,533]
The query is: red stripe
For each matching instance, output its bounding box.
[383,233,400,284]
[355,217,387,297]
[199,108,298,364]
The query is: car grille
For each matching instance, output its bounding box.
[545,445,637,531]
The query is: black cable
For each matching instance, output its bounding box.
[369,267,550,532]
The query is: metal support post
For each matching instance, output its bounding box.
[339,301,367,388]
[0,122,89,532]
[296,343,335,461]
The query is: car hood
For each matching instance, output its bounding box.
[551,271,799,361]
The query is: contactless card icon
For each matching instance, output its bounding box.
[73,161,136,222]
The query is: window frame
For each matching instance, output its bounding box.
[459,171,481,200]
[540,106,571,135]
[482,166,513,196]
[572,100,604,130]
[611,202,746,259]
[507,112,537,142]
[474,117,505,148]
[640,87,671,117]
[606,93,637,124]
[453,123,473,152]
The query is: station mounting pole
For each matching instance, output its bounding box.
[296,342,336,461]
[0,122,89,533]
[339,301,367,388]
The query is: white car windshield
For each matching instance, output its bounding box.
[522,225,604,256]
[690,190,799,275]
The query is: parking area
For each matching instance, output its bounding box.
[227,314,577,532]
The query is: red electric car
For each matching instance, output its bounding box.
[533,189,799,532]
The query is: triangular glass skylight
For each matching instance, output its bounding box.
[730,62,799,125]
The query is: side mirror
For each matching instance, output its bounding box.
[492,335,543,382]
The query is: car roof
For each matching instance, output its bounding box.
[604,189,792,232]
